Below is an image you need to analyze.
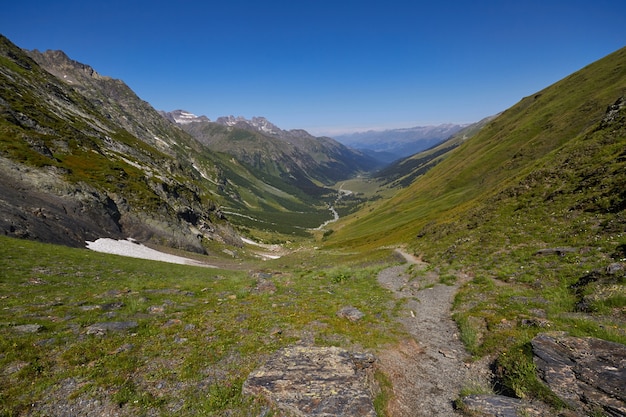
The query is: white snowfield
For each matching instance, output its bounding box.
[85,238,216,267]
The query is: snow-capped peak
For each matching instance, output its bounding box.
[214,115,282,136]
[166,110,210,124]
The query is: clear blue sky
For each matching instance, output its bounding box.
[2,0,625,135]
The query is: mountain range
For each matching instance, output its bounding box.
[333,123,467,161]
[161,110,384,195]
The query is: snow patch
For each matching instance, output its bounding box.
[86,238,215,267]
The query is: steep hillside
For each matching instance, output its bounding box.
[330,46,626,250]
[167,112,383,196]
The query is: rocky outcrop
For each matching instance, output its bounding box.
[461,394,549,417]
[531,333,626,416]
[243,346,377,416]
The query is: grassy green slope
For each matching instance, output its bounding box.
[0,234,401,415]
[329,46,626,250]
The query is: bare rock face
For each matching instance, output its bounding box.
[243,346,376,417]
[531,333,626,416]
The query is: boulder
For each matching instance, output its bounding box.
[337,306,365,322]
[243,345,376,416]
[531,333,626,416]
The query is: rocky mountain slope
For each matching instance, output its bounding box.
[162,111,384,197]
[0,36,248,251]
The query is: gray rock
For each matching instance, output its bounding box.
[243,345,376,416]
[337,306,365,322]
[85,321,138,336]
[534,247,577,257]
[531,333,626,416]
[13,324,43,333]
[606,262,624,275]
[461,394,546,417]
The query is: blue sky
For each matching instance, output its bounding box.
[2,0,625,135]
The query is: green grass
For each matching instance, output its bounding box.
[0,235,402,415]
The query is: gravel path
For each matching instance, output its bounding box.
[376,250,492,416]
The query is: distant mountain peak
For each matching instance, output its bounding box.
[162,109,210,124]
[333,123,467,159]
[214,115,282,136]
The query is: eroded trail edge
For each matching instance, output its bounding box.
[376,250,491,416]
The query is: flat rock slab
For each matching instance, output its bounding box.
[243,346,376,417]
[461,394,548,417]
[13,324,44,333]
[85,321,138,336]
[531,333,626,416]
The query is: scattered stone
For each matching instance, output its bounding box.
[4,361,29,375]
[438,348,457,359]
[79,305,101,311]
[255,278,277,294]
[100,302,124,311]
[252,272,273,280]
[606,262,625,275]
[148,305,165,314]
[100,289,130,298]
[337,306,365,322]
[111,343,134,354]
[534,247,577,257]
[521,318,552,328]
[243,345,376,416]
[34,338,57,346]
[13,324,43,333]
[85,321,138,336]
[531,333,626,416]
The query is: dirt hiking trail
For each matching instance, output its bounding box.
[376,249,493,416]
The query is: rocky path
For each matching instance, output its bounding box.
[376,250,492,416]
